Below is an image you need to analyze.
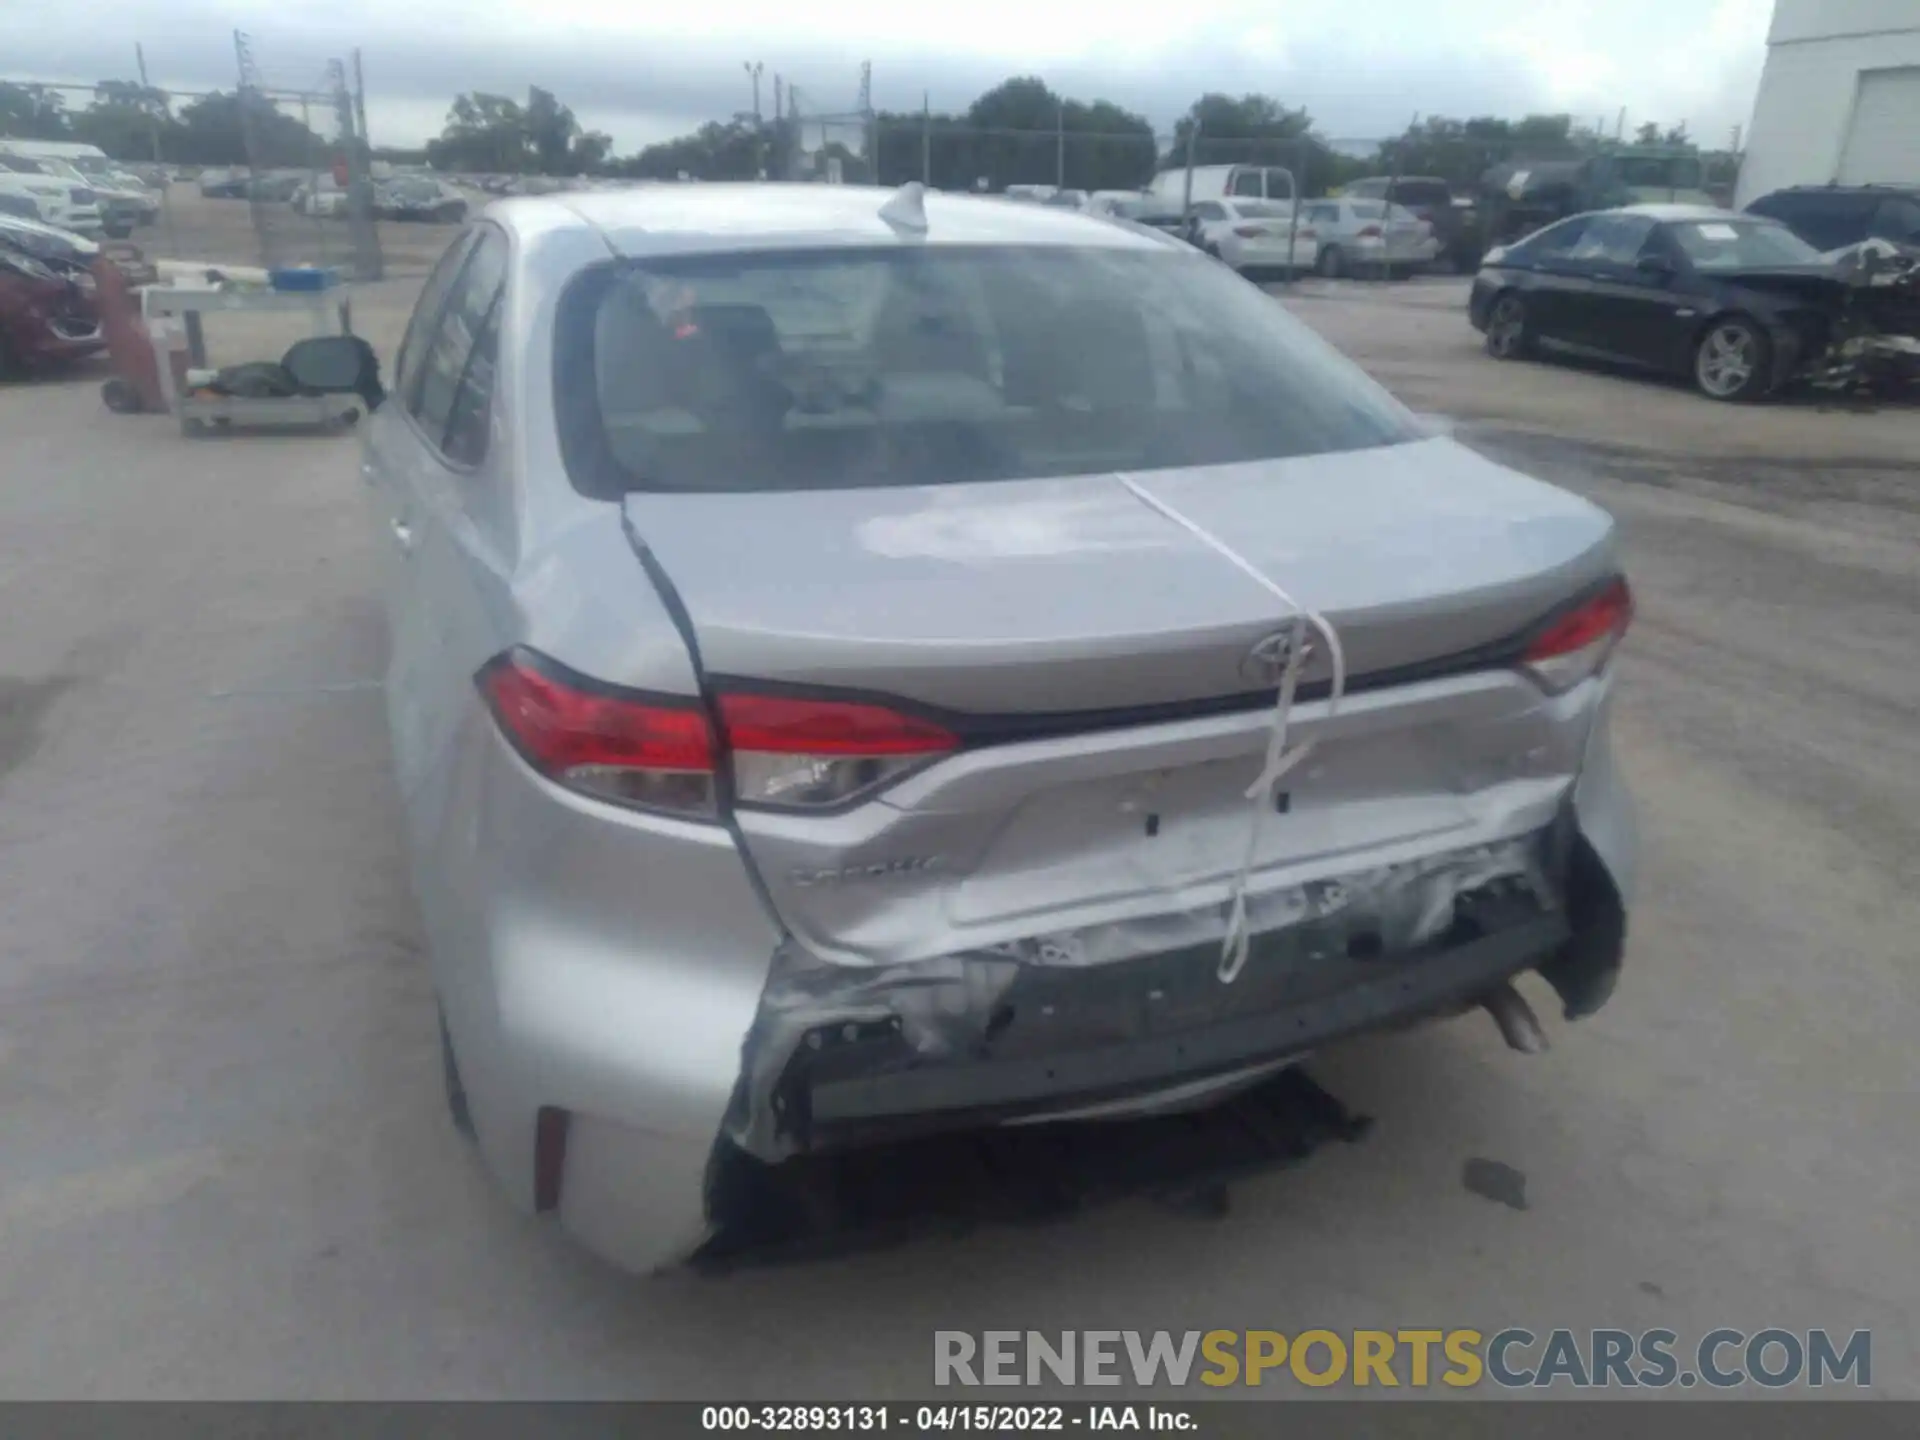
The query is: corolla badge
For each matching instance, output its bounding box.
[1240,628,1316,687]
[789,856,943,888]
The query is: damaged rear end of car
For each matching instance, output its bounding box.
[404,201,1636,1275]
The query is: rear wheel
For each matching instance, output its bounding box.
[1693,316,1772,402]
[1317,245,1345,278]
[1484,292,1533,359]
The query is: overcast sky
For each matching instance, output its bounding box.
[8,0,1773,153]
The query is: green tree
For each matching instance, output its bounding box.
[608,117,763,180]
[69,80,176,160]
[170,91,321,167]
[0,82,73,140]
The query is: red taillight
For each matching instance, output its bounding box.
[1298,227,1318,240]
[1232,224,1266,238]
[479,651,716,815]
[478,649,958,814]
[718,694,958,757]
[1358,224,1383,239]
[1521,579,1634,693]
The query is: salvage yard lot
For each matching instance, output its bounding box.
[0,231,1915,1398]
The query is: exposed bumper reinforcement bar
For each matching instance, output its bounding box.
[804,910,1570,1148]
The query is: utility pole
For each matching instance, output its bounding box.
[772,75,785,180]
[858,60,875,183]
[1055,98,1066,190]
[744,61,764,178]
[135,43,179,258]
[743,60,763,123]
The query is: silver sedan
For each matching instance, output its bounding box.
[318,182,1636,1274]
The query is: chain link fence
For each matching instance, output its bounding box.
[3,50,385,279]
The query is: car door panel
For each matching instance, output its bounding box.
[365,230,479,807]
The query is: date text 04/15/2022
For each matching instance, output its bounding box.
[700,1405,1197,1431]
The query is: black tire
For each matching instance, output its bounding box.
[101,376,142,414]
[1484,291,1534,360]
[1317,245,1345,279]
[441,1008,475,1138]
[1692,315,1773,402]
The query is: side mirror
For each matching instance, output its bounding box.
[1636,253,1676,278]
[281,335,386,410]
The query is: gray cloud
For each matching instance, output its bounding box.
[8,1,1762,152]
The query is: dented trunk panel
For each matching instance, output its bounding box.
[624,438,1618,966]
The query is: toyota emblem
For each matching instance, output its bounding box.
[1240,628,1315,686]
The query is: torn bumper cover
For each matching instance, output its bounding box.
[727,818,1624,1162]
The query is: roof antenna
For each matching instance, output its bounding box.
[879,181,929,234]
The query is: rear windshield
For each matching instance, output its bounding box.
[1668,219,1822,270]
[1233,201,1294,218]
[555,245,1416,496]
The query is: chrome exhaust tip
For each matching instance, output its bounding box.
[1484,981,1549,1054]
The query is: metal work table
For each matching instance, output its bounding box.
[142,284,360,436]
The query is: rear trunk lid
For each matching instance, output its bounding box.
[624,436,1616,962]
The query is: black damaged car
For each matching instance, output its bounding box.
[1469,204,1919,401]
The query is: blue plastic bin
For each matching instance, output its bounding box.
[269,266,341,293]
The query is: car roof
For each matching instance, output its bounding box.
[489,183,1170,256]
[1765,183,1919,195]
[1616,203,1751,222]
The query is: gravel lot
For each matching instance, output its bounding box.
[0,202,1915,1399]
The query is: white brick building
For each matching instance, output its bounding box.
[1736,0,1920,205]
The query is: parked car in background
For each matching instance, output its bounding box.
[1084,193,1193,240]
[1297,198,1438,277]
[291,177,351,218]
[314,183,1635,1275]
[0,210,102,278]
[1341,176,1480,271]
[1147,164,1297,206]
[0,241,104,376]
[248,172,307,204]
[0,141,158,235]
[1184,197,1318,277]
[199,168,251,199]
[0,154,103,236]
[374,177,469,223]
[1469,203,1919,401]
[1744,185,1920,256]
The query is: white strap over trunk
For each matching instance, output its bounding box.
[1114,473,1349,984]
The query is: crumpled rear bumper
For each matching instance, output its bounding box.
[469,680,1634,1277]
[737,817,1623,1160]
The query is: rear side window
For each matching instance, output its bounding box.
[1515,215,1590,256]
[411,228,508,463]
[554,244,1417,498]
[395,230,477,404]
[1568,213,1656,264]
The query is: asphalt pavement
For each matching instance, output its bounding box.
[0,268,1914,1399]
